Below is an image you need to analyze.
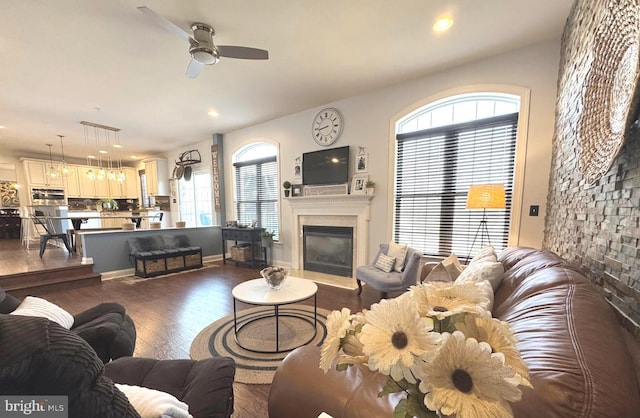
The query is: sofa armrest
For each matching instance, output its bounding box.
[269,346,398,418]
[401,250,422,288]
[104,356,235,418]
[72,302,125,325]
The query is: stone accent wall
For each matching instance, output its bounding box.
[544,0,640,338]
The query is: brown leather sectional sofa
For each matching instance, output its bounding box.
[268,247,640,418]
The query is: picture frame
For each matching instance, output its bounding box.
[291,184,303,197]
[294,156,301,178]
[351,174,368,194]
[355,151,368,173]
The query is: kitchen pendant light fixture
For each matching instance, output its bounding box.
[57,134,72,177]
[45,144,59,180]
[80,121,124,183]
[83,123,96,180]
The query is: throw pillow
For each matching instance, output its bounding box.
[469,245,497,265]
[10,296,74,329]
[475,280,495,312]
[374,253,396,273]
[388,241,408,272]
[442,253,464,280]
[115,384,192,418]
[424,254,464,283]
[455,259,504,292]
[424,263,453,282]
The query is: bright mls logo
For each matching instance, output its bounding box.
[1,396,67,417]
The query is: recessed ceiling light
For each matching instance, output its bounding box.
[208,110,219,118]
[130,155,139,159]
[433,16,454,32]
[88,154,96,159]
[0,125,5,129]
[112,144,123,148]
[99,150,108,154]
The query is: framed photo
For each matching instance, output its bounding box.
[294,156,301,178]
[355,151,368,173]
[351,174,368,194]
[291,184,303,197]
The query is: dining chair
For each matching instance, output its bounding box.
[32,210,73,257]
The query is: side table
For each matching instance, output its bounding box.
[221,227,266,268]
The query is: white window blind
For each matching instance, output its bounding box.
[234,156,279,240]
[394,112,517,257]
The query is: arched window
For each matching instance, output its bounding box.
[394,92,520,258]
[233,142,279,239]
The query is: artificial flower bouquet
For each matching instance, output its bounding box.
[319,281,532,418]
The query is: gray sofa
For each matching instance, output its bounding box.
[128,234,203,278]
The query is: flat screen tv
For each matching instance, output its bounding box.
[302,146,350,185]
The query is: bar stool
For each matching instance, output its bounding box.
[20,207,34,249]
[32,211,73,257]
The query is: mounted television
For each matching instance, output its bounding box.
[302,146,350,185]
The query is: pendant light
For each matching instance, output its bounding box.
[83,123,96,180]
[80,120,125,183]
[45,144,59,180]
[57,134,72,177]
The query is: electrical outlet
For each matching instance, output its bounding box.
[529,205,539,216]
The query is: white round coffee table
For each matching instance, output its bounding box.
[232,276,318,353]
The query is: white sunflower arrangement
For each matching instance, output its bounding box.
[319,281,532,418]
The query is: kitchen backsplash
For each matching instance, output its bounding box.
[68,196,170,211]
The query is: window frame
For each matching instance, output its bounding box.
[389,87,530,255]
[233,143,280,240]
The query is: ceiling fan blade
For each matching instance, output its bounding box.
[186,58,205,78]
[137,6,193,44]
[217,45,269,60]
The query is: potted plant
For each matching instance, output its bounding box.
[260,230,275,247]
[283,181,292,197]
[365,180,375,195]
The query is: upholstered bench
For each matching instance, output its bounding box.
[128,234,203,278]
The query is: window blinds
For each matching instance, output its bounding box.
[234,156,279,240]
[394,112,518,257]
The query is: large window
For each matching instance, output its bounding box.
[394,93,519,257]
[233,143,279,240]
[179,171,213,227]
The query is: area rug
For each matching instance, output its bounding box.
[190,304,329,385]
[115,261,219,284]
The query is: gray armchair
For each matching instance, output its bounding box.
[356,243,422,298]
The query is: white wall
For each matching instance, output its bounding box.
[222,38,561,265]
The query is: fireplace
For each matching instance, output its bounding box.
[303,226,353,277]
[287,195,372,280]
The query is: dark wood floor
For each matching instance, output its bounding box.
[0,239,396,418]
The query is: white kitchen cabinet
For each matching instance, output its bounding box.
[22,159,63,187]
[109,167,139,199]
[63,165,81,197]
[123,167,139,198]
[144,159,169,196]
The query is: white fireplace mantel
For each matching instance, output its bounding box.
[287,195,372,276]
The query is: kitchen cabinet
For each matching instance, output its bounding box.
[144,159,168,196]
[78,170,109,198]
[109,167,139,198]
[63,165,81,197]
[22,159,63,187]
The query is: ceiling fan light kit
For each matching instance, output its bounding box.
[137,6,269,78]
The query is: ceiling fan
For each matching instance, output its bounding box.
[137,6,269,78]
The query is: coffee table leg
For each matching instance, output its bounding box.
[233,298,238,335]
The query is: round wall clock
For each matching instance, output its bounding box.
[312,108,343,146]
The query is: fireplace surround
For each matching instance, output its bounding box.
[288,195,372,278]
